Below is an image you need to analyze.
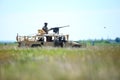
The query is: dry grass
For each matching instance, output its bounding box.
[0,44,120,80]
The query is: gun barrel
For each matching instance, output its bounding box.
[53,25,69,29]
[59,25,70,28]
[48,25,69,34]
[48,25,69,30]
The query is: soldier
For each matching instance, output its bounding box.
[42,22,48,34]
[42,22,49,41]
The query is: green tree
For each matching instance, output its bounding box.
[115,37,120,43]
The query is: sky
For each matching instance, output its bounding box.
[0,0,120,41]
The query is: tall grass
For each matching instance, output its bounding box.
[0,44,120,80]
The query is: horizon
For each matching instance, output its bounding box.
[0,37,119,42]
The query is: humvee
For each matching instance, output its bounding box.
[16,23,82,48]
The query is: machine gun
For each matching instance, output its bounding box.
[48,25,69,34]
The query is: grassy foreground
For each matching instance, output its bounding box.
[0,44,120,80]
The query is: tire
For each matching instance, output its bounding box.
[31,44,41,47]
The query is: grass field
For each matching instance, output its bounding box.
[0,44,120,80]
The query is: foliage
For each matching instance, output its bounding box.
[115,37,120,43]
[0,44,120,80]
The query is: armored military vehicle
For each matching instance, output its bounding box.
[16,23,82,48]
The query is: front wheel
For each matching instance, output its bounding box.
[31,44,41,47]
